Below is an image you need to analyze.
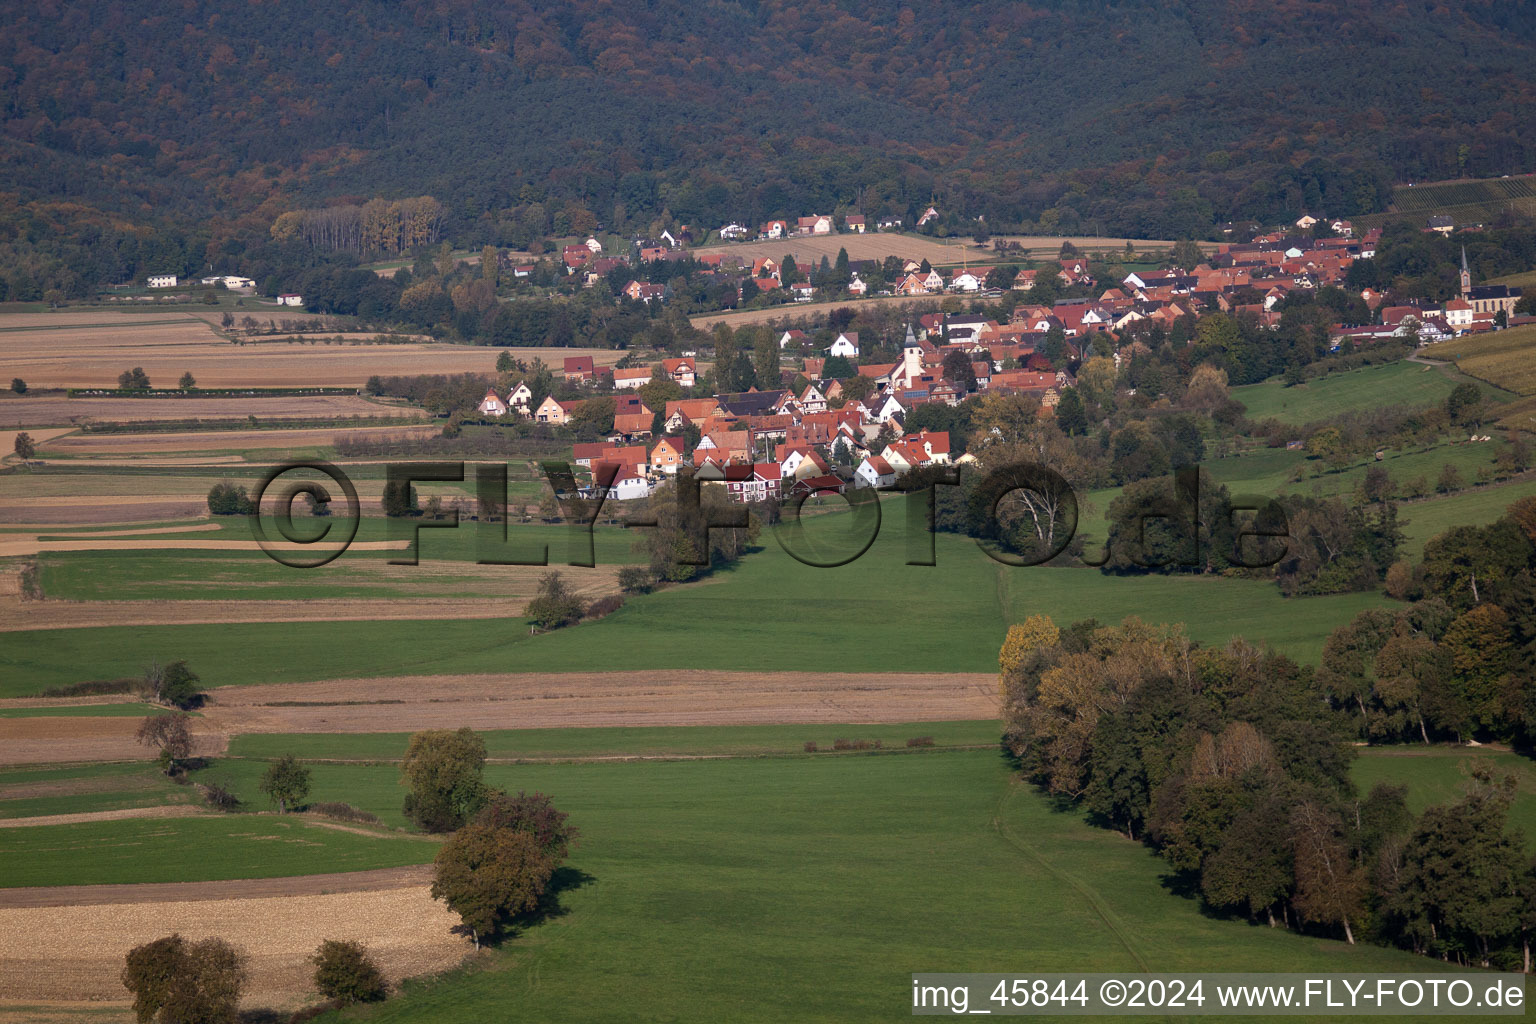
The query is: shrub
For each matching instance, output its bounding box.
[258,754,311,813]
[206,480,253,516]
[616,565,657,594]
[524,572,586,631]
[309,802,381,825]
[832,738,851,751]
[804,741,818,753]
[41,678,136,697]
[311,939,387,1005]
[401,728,489,833]
[202,782,240,811]
[584,594,625,620]
[906,736,936,748]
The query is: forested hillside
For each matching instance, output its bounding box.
[3,0,1536,291]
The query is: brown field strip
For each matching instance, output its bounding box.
[0,878,464,1008]
[0,314,623,388]
[0,865,431,908]
[0,717,224,767]
[43,423,438,454]
[691,294,943,330]
[0,394,424,427]
[201,670,1001,736]
[0,597,530,631]
[0,806,208,829]
[692,232,1183,269]
[0,537,410,557]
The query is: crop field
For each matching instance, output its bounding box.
[0,310,619,389]
[1371,174,1536,226]
[1423,325,1536,394]
[0,393,425,429]
[38,423,437,456]
[693,232,995,269]
[1231,360,1466,425]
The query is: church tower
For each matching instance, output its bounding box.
[1461,246,1472,298]
[901,323,923,387]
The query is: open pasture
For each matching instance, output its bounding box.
[1232,360,1463,425]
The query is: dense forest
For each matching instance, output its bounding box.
[3,0,1536,294]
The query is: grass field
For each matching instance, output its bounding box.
[0,516,1389,694]
[1423,325,1536,395]
[225,720,1003,763]
[0,815,434,887]
[260,749,1424,1024]
[1232,361,1463,425]
[1352,745,1536,845]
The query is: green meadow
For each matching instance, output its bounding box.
[1231,361,1467,426]
[1,517,1390,694]
[0,815,434,887]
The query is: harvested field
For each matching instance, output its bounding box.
[0,394,424,427]
[0,717,223,766]
[0,865,431,908]
[0,428,71,463]
[0,499,206,526]
[0,310,622,388]
[201,670,1001,736]
[43,423,438,455]
[0,536,411,557]
[0,597,527,631]
[693,233,1184,269]
[0,875,464,1009]
[692,294,940,330]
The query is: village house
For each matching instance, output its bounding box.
[828,332,859,357]
[649,436,687,475]
[624,281,669,304]
[661,357,696,387]
[845,215,866,233]
[507,381,534,417]
[277,293,304,306]
[852,455,897,489]
[147,274,178,288]
[613,366,652,390]
[536,395,582,425]
[478,388,509,417]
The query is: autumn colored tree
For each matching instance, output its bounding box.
[136,712,194,772]
[431,825,556,948]
[122,935,247,1024]
[1291,801,1365,944]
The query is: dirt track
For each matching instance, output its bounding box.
[203,670,1000,735]
[0,870,463,1009]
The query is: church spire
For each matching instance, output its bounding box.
[1460,246,1472,298]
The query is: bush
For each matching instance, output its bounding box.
[206,480,253,516]
[616,565,657,594]
[803,741,818,753]
[309,802,382,825]
[832,738,851,751]
[202,782,240,811]
[525,572,586,631]
[906,736,935,748]
[311,939,387,1005]
[583,594,624,620]
[41,678,137,697]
